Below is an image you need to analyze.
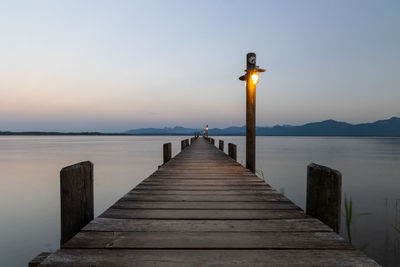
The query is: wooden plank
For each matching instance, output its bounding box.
[83,218,332,232]
[140,180,266,185]
[40,249,379,266]
[143,177,265,181]
[128,189,275,195]
[100,208,308,219]
[111,200,299,210]
[120,194,289,202]
[62,231,352,249]
[135,185,272,190]
[29,252,51,267]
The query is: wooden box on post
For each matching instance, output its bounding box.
[60,161,93,246]
[163,142,171,164]
[219,140,224,151]
[228,143,237,161]
[306,163,342,233]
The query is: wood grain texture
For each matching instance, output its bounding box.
[83,218,332,232]
[40,249,379,267]
[307,163,342,233]
[60,161,93,245]
[99,208,308,219]
[62,231,352,249]
[111,200,299,210]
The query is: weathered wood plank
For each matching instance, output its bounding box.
[140,180,266,185]
[29,252,51,267]
[83,218,331,232]
[145,176,262,180]
[135,185,272,190]
[128,189,275,195]
[111,200,299,210]
[62,231,352,249]
[40,249,379,266]
[120,193,289,202]
[100,208,308,219]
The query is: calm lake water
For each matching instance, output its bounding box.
[0,136,399,266]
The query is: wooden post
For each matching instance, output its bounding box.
[306,163,342,233]
[246,52,256,173]
[181,140,186,151]
[163,142,171,164]
[219,140,224,151]
[211,138,215,145]
[60,161,93,246]
[186,139,189,147]
[228,143,237,161]
[190,137,195,144]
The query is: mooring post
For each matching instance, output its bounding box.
[181,140,186,151]
[211,138,215,145]
[60,161,93,246]
[163,142,171,164]
[228,143,237,161]
[306,163,342,233]
[181,139,189,150]
[219,140,224,151]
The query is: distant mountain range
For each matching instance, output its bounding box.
[124,117,400,136]
[1,117,399,136]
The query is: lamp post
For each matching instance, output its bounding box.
[206,125,209,137]
[239,52,265,173]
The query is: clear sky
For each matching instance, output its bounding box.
[1,0,399,132]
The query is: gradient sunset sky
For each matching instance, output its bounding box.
[1,0,399,132]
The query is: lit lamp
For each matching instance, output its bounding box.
[238,52,265,173]
[206,125,209,137]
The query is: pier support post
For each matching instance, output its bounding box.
[228,143,237,161]
[181,139,189,151]
[211,138,215,145]
[306,163,342,233]
[219,140,224,151]
[181,140,186,151]
[163,143,171,164]
[60,161,93,245]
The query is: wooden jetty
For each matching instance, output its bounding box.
[32,137,379,266]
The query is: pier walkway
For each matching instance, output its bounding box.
[36,137,378,266]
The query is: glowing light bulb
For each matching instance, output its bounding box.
[251,73,259,84]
